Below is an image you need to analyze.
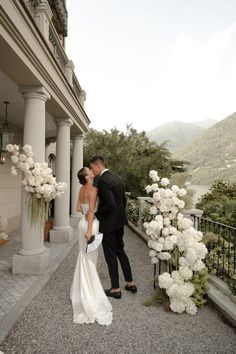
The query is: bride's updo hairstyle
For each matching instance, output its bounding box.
[77,167,88,185]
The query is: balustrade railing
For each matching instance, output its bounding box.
[126,194,236,294]
[192,215,236,294]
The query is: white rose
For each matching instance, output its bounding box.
[11,166,18,175]
[14,144,19,151]
[11,155,18,163]
[6,144,14,152]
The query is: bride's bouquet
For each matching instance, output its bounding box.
[6,144,67,226]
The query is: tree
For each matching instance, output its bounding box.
[196,180,236,227]
[83,125,187,196]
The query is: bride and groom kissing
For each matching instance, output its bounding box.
[70,156,137,326]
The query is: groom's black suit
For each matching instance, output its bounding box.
[95,170,133,289]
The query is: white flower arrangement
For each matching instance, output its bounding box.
[144,170,208,315]
[6,144,66,225]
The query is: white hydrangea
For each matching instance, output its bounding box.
[145,170,208,315]
[159,273,173,289]
[145,185,152,193]
[160,178,170,187]
[150,206,158,215]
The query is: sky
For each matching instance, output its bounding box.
[66,0,236,132]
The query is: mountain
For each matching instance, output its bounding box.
[193,119,217,129]
[147,121,205,150]
[173,113,236,185]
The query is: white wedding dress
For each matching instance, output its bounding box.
[70,203,113,325]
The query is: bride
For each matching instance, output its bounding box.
[70,167,113,325]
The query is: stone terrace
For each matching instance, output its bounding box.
[1,227,236,354]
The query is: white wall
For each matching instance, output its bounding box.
[0,157,22,232]
[0,127,23,233]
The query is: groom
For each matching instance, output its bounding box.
[89,156,137,299]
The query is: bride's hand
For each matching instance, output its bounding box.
[84,232,92,240]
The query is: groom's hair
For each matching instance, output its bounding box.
[89,156,105,166]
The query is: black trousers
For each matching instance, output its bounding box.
[102,227,133,289]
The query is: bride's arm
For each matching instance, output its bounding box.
[85,187,97,240]
[76,188,83,212]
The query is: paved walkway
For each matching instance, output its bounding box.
[0,228,78,343]
[1,227,236,354]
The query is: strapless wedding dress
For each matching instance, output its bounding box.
[70,204,112,325]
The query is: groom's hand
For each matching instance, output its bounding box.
[85,212,95,221]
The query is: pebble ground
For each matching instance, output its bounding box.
[1,227,236,354]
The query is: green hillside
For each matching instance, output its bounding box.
[173,113,236,184]
[147,121,205,150]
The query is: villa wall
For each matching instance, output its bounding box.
[0,128,23,232]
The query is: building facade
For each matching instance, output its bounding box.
[0,0,89,274]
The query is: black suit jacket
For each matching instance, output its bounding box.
[95,170,128,233]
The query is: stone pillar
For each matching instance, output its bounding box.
[50,118,73,243]
[78,90,86,109]
[13,86,50,274]
[35,0,52,41]
[70,134,84,227]
[65,60,74,87]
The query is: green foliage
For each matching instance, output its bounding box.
[28,194,49,227]
[196,180,236,227]
[191,267,209,308]
[143,288,170,309]
[126,199,139,226]
[83,125,187,196]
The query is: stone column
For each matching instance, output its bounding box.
[35,0,52,41]
[70,134,84,227]
[50,118,73,243]
[65,60,74,87]
[13,86,50,274]
[78,90,86,109]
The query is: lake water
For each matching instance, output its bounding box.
[189,184,210,207]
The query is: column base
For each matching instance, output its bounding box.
[70,214,82,228]
[50,227,73,243]
[12,248,49,275]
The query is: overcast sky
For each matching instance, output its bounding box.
[66,0,236,132]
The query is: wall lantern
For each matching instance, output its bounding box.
[0,101,14,164]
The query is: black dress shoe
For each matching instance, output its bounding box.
[105,288,122,299]
[125,284,137,293]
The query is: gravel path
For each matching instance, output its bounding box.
[1,227,236,354]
